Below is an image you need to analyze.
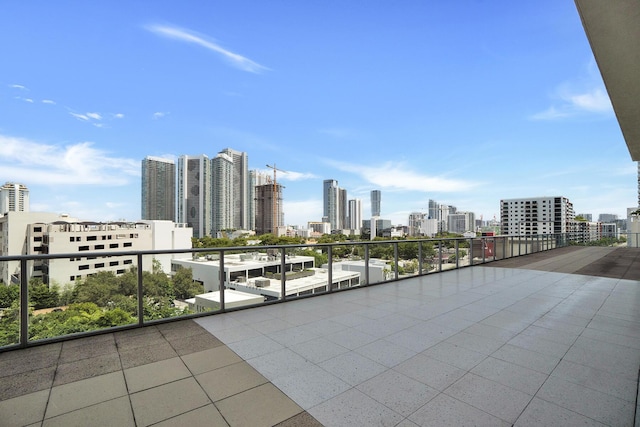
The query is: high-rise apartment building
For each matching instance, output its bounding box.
[177,154,211,238]
[323,179,340,230]
[500,196,575,235]
[448,211,475,234]
[211,152,234,234]
[348,199,362,230]
[0,182,29,215]
[141,157,175,221]
[211,148,250,234]
[255,183,284,235]
[371,190,381,217]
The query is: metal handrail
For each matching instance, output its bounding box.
[0,233,598,351]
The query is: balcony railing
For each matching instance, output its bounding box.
[0,233,630,351]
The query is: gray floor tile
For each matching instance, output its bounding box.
[0,389,49,427]
[356,369,438,417]
[46,371,128,419]
[563,335,640,380]
[353,338,418,367]
[53,352,122,386]
[0,365,56,401]
[409,393,511,427]
[118,340,179,369]
[309,388,404,427]
[444,373,533,423]
[226,334,285,360]
[247,347,313,380]
[215,383,303,427]
[271,364,351,410]
[130,377,211,426]
[197,361,268,401]
[514,397,606,427]
[59,337,117,364]
[288,337,349,364]
[319,351,388,386]
[421,341,486,370]
[471,356,548,395]
[394,354,466,391]
[445,331,506,355]
[181,345,243,375]
[42,396,135,427]
[324,327,378,350]
[151,403,228,427]
[491,343,560,374]
[551,359,639,403]
[124,356,191,393]
[536,375,634,426]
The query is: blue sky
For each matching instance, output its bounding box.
[1,1,636,227]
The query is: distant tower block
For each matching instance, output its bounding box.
[371,190,381,217]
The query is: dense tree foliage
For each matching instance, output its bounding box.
[0,260,199,346]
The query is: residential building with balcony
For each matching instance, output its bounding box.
[500,196,575,236]
[0,182,29,215]
[141,156,175,221]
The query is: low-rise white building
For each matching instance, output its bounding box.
[0,212,192,287]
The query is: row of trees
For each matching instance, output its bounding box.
[0,261,201,346]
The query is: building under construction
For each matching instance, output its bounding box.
[254,182,284,235]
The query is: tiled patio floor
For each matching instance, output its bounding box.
[1,246,639,426]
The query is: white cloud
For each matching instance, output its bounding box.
[0,134,139,186]
[24,98,34,103]
[69,112,90,121]
[324,159,478,193]
[146,24,269,74]
[9,84,27,90]
[153,112,168,120]
[530,85,613,121]
[86,112,102,120]
[42,99,56,105]
[113,113,124,119]
[257,168,318,182]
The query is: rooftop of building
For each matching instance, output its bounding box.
[1,245,639,426]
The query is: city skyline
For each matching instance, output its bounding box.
[1,1,637,228]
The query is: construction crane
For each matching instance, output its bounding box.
[266,164,286,235]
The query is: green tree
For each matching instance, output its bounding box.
[172,267,202,299]
[0,284,19,308]
[28,279,59,310]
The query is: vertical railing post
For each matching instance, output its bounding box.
[482,238,486,264]
[280,247,286,300]
[219,250,225,311]
[364,244,370,285]
[438,242,443,272]
[137,253,144,326]
[19,259,28,347]
[393,242,399,281]
[418,241,423,276]
[327,245,333,292]
[469,238,473,265]
[455,240,459,269]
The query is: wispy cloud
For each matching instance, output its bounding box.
[145,24,269,73]
[258,168,318,182]
[0,134,139,186]
[70,112,90,121]
[530,59,615,121]
[153,111,168,120]
[324,159,478,192]
[86,112,102,120]
[42,99,56,105]
[23,98,34,103]
[113,113,124,119]
[9,84,27,90]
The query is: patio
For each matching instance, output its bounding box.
[1,246,638,426]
